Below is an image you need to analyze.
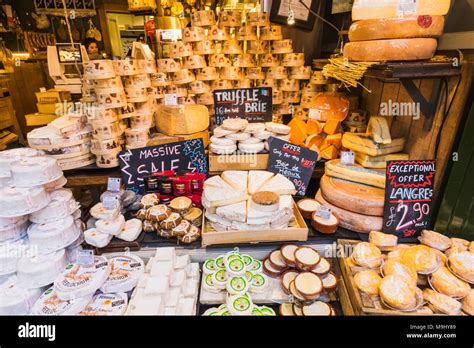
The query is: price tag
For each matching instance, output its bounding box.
[107,177,122,192]
[308,108,322,121]
[397,0,416,16]
[164,94,178,106]
[341,151,355,165]
[77,250,94,267]
[315,205,332,220]
[103,195,119,210]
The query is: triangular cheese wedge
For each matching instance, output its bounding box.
[204,175,233,190]
[203,186,248,207]
[248,171,274,194]
[222,171,248,191]
[216,200,247,223]
[258,174,296,195]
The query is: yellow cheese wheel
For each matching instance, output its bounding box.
[320,175,385,216]
[316,190,383,234]
[349,16,445,42]
[344,38,437,62]
[352,0,451,21]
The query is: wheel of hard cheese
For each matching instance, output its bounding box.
[315,190,383,234]
[320,175,384,217]
[348,16,445,42]
[343,38,437,62]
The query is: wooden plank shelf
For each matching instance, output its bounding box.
[365,61,461,80]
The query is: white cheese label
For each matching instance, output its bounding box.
[102,195,119,210]
[315,205,332,220]
[77,250,95,267]
[397,0,417,16]
[341,151,355,165]
[308,108,323,121]
[164,93,178,106]
[107,177,122,192]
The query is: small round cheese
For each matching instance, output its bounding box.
[265,122,291,135]
[222,118,249,131]
[238,142,265,153]
[210,143,237,155]
[210,136,236,146]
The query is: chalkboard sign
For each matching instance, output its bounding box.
[214,87,273,125]
[118,139,208,194]
[383,160,436,241]
[267,137,318,196]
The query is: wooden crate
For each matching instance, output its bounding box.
[337,239,437,316]
[201,203,309,247]
[208,152,269,172]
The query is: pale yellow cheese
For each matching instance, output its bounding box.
[355,152,409,169]
[156,105,210,136]
[325,159,386,189]
[342,133,405,157]
[367,116,392,144]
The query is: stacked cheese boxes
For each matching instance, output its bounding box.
[27,109,96,170]
[30,252,145,315]
[315,116,408,233]
[202,170,296,231]
[155,10,311,125]
[84,194,143,249]
[0,149,86,315]
[349,231,473,315]
[127,247,200,315]
[26,89,73,128]
[83,57,159,168]
[344,0,450,61]
[288,87,350,160]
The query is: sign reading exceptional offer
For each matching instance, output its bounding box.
[213,87,273,125]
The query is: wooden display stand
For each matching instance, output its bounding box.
[208,151,269,172]
[201,203,309,247]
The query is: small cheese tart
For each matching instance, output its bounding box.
[379,275,417,311]
[147,205,172,222]
[294,272,323,300]
[294,247,321,271]
[419,229,452,251]
[280,244,298,267]
[351,242,382,269]
[369,231,398,249]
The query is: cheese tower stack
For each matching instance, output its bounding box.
[344,0,451,61]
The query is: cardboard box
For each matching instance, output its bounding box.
[26,113,60,127]
[35,89,71,104]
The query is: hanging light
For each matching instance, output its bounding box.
[287,2,295,25]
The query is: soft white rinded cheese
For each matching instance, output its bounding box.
[95,214,126,236]
[205,212,233,227]
[184,279,199,298]
[32,287,92,315]
[116,218,142,242]
[204,175,234,190]
[165,287,181,307]
[163,306,177,315]
[0,216,29,243]
[0,148,43,177]
[0,237,30,275]
[0,186,50,218]
[100,254,145,293]
[216,201,248,223]
[90,202,120,220]
[258,174,297,195]
[17,249,68,289]
[222,171,248,191]
[80,292,128,316]
[203,186,247,207]
[28,215,81,254]
[84,228,112,248]
[170,269,187,290]
[177,298,196,315]
[128,296,162,315]
[185,263,200,279]
[144,276,169,295]
[30,189,78,224]
[54,256,111,300]
[0,276,42,315]
[231,221,270,231]
[174,255,190,269]
[154,247,177,264]
[10,156,63,187]
[248,171,274,194]
[150,261,173,277]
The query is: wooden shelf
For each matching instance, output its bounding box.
[365,61,461,80]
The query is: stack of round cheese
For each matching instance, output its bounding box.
[210,118,291,155]
[0,276,42,315]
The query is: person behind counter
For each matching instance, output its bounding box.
[83,37,101,59]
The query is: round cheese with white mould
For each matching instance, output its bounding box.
[266,66,287,80]
[213,126,237,138]
[0,236,30,275]
[226,275,250,295]
[30,189,79,224]
[112,59,141,76]
[250,272,269,293]
[80,292,128,316]
[92,76,123,89]
[226,132,251,142]
[31,287,92,315]
[83,60,116,80]
[0,276,42,315]
[251,191,280,213]
[260,54,280,68]
[0,148,43,177]
[311,211,339,235]
[125,128,148,146]
[96,151,121,168]
[243,123,266,134]
[184,55,207,70]
[16,249,68,288]
[253,131,273,141]
[265,122,291,135]
[44,175,67,192]
[238,142,265,154]
[210,143,237,155]
[0,216,29,243]
[95,214,126,236]
[239,137,263,145]
[130,114,153,129]
[116,218,142,242]
[54,256,111,300]
[28,215,81,254]
[90,202,120,220]
[291,66,312,80]
[10,156,62,187]
[100,254,144,293]
[210,136,236,147]
[0,186,50,218]
[84,228,113,248]
[41,142,92,159]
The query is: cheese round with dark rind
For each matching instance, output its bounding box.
[320,175,384,217]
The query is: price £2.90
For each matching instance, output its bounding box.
[396,201,430,231]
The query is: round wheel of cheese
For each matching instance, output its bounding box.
[222,118,248,131]
[294,272,323,300]
[273,134,291,142]
[238,142,265,153]
[268,250,288,271]
[210,143,237,155]
[265,122,291,135]
[263,258,283,278]
[244,123,266,134]
[279,303,295,316]
[226,132,251,141]
[320,175,384,216]
[281,244,298,267]
[254,131,273,140]
[316,190,383,233]
[281,270,299,294]
[210,136,236,146]
[311,212,339,235]
[294,247,320,271]
[239,137,263,145]
[213,126,237,137]
[311,257,331,276]
[321,272,338,292]
[302,301,331,316]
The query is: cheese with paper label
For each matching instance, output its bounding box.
[349,16,446,42]
[325,159,386,189]
[367,116,392,144]
[342,133,405,156]
[355,152,409,169]
[156,105,210,136]
[352,0,451,21]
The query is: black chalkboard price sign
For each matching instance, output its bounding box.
[383,160,436,241]
[118,139,208,194]
[267,137,318,196]
[213,87,273,125]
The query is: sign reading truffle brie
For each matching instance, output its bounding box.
[214,87,273,125]
[118,139,208,193]
[383,160,436,242]
[267,137,318,196]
